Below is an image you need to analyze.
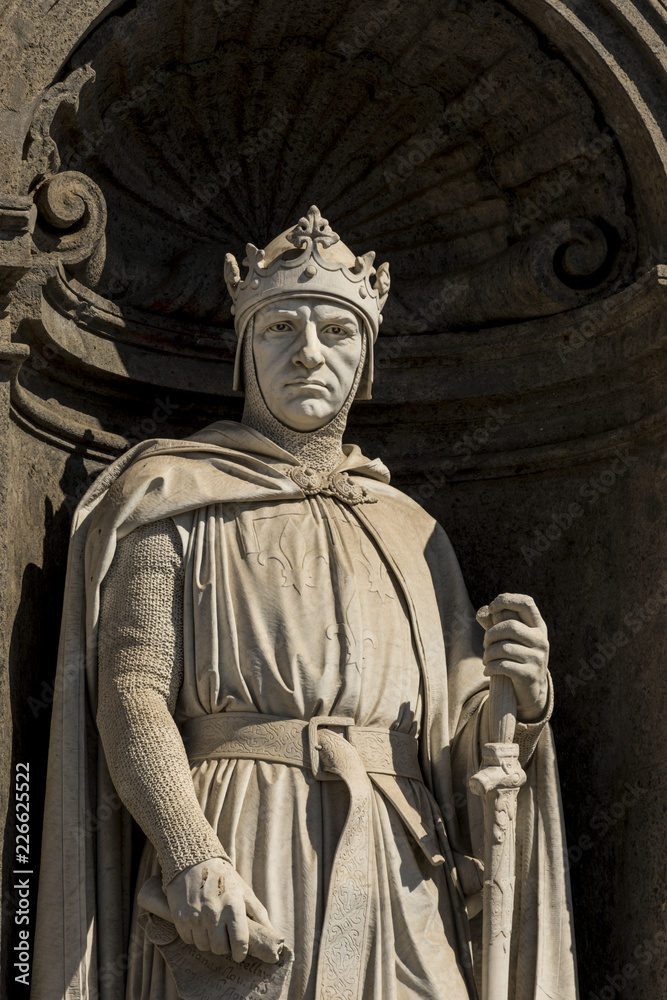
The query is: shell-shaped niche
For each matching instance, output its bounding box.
[31,0,635,339]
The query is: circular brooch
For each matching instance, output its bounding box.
[288,466,323,494]
[288,466,377,505]
[326,472,377,506]
[327,472,363,504]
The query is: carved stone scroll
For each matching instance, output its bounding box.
[393,218,634,332]
[33,171,107,286]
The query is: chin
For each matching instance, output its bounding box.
[279,402,335,432]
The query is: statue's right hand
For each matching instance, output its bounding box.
[165,857,281,963]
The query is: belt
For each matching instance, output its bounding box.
[181,711,422,780]
[181,712,423,1000]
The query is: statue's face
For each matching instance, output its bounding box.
[252,297,364,431]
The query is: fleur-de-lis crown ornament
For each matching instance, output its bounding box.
[224,206,390,399]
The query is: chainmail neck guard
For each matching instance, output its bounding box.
[241,318,367,474]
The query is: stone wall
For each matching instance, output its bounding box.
[1,1,667,996]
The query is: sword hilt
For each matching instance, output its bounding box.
[488,608,519,744]
[490,674,517,744]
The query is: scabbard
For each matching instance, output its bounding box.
[469,741,526,1000]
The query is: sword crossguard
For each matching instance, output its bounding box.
[469,742,527,796]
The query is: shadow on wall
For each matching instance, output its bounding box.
[2,437,97,995]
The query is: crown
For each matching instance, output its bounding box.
[224,206,390,343]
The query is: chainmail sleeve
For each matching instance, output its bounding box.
[96,517,230,887]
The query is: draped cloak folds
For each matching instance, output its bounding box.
[31,420,579,1000]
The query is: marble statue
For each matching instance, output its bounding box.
[31,207,578,1000]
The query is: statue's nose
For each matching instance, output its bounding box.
[294,322,325,368]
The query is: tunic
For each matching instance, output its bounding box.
[98,495,473,1000]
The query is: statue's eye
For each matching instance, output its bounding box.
[326,325,346,336]
[269,322,291,333]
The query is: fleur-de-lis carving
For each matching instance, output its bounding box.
[326,595,378,673]
[257,517,327,594]
[355,554,395,604]
[286,205,339,252]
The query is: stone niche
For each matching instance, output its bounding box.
[0,0,666,996]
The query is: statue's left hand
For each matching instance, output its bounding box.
[476,593,549,722]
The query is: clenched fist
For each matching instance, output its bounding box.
[166,857,282,963]
[476,593,550,722]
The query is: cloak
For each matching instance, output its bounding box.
[31,420,578,1000]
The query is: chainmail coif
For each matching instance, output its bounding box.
[241,316,368,474]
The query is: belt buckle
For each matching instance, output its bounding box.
[308,715,355,780]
